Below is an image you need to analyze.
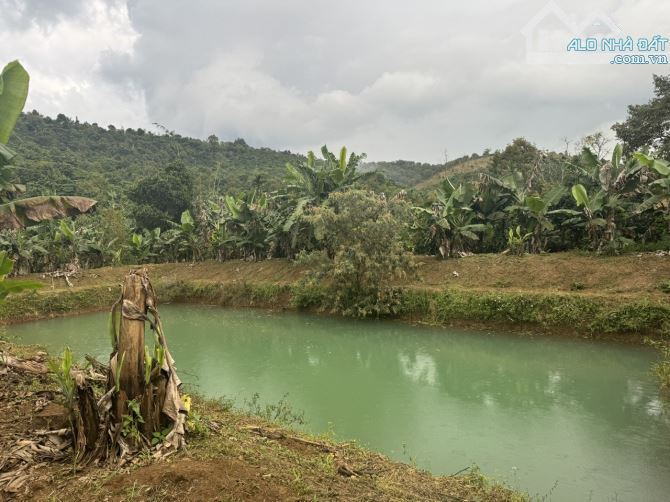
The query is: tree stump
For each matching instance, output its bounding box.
[73,268,186,462]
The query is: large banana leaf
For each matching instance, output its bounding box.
[0,61,29,144]
[0,195,96,230]
[634,151,670,176]
[571,184,589,207]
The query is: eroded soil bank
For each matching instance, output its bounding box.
[2,252,669,341]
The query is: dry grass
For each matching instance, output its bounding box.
[413,252,670,301]
[16,251,670,303]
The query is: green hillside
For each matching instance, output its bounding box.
[9,111,304,202]
[361,154,493,189]
[414,155,493,189]
[360,159,445,187]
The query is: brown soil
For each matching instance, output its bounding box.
[29,259,308,291]
[18,251,670,302]
[415,252,670,300]
[0,342,520,502]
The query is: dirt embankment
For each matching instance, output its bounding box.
[20,252,670,300]
[1,253,669,340]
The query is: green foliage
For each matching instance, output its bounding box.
[507,226,530,256]
[304,190,415,317]
[397,287,670,336]
[0,250,42,298]
[489,138,542,179]
[11,111,304,202]
[659,280,670,294]
[151,427,172,446]
[0,61,96,231]
[0,71,668,271]
[185,410,208,437]
[412,179,487,258]
[359,159,446,187]
[47,346,75,408]
[570,281,585,291]
[121,398,144,442]
[613,74,670,159]
[0,61,29,145]
[128,161,194,230]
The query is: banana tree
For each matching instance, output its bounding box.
[570,183,632,252]
[167,210,201,262]
[568,145,642,252]
[0,227,48,274]
[223,191,274,260]
[413,179,487,258]
[283,146,365,255]
[285,146,364,202]
[130,228,160,263]
[634,152,670,232]
[507,185,575,253]
[54,218,100,267]
[0,60,96,231]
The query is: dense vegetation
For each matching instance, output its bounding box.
[1,72,669,317]
[360,156,480,187]
[10,112,304,202]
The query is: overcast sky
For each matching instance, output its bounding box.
[0,0,667,162]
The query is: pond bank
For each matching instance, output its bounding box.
[0,340,522,501]
[2,253,669,341]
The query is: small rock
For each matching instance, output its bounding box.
[452,271,460,277]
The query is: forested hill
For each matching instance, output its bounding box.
[359,160,445,187]
[9,111,305,202]
[361,154,490,188]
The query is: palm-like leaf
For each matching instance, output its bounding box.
[0,61,29,145]
[0,196,97,230]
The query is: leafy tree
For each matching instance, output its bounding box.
[635,151,670,233]
[128,160,194,230]
[303,190,415,317]
[613,74,670,158]
[489,138,542,179]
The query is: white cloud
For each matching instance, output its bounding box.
[1,0,667,161]
[0,0,149,128]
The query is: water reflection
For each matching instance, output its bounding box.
[398,351,437,385]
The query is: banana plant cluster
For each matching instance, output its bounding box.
[411,144,670,256]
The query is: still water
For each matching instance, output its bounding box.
[5,305,670,501]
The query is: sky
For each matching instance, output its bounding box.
[0,0,668,162]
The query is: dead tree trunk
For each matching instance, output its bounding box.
[114,271,146,426]
[75,268,186,463]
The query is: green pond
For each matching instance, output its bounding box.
[5,305,670,501]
